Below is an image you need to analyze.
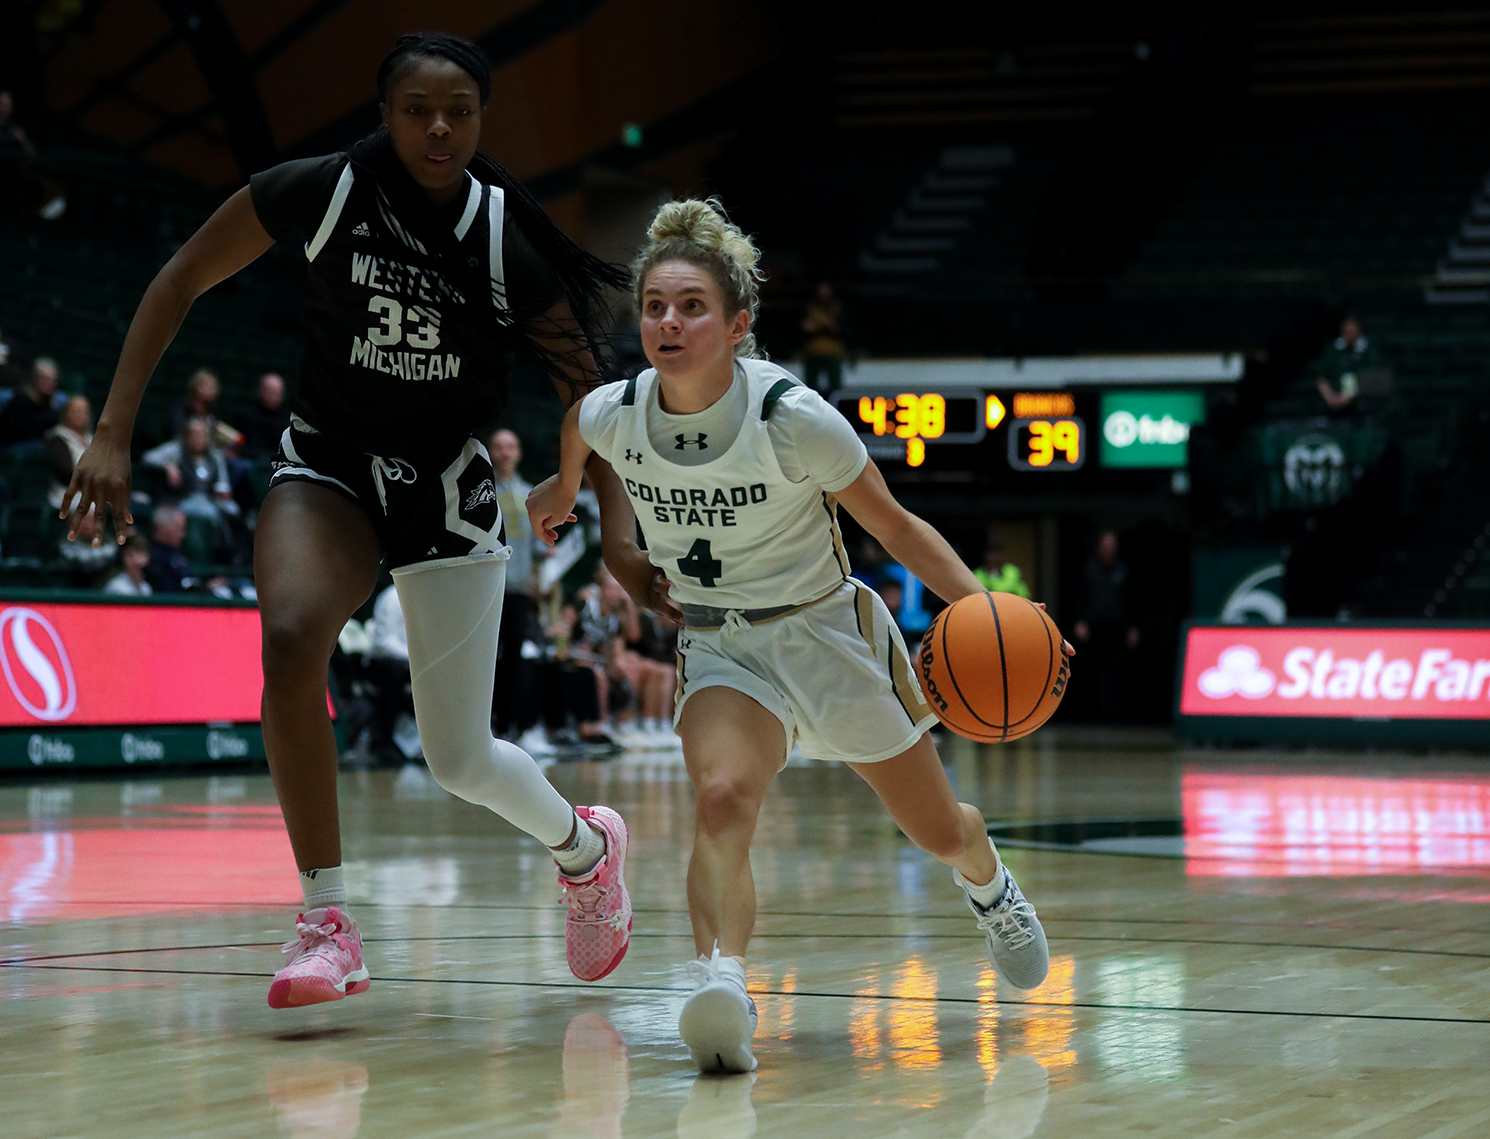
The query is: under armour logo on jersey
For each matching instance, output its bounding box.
[464,480,497,511]
[623,449,643,465]
[674,434,708,451]
[351,221,371,236]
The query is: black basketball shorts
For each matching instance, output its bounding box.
[269,416,503,568]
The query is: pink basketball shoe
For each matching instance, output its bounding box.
[557,805,632,981]
[267,907,371,1009]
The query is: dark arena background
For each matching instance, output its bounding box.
[1,2,1488,1136]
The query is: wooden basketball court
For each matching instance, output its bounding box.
[4,731,1488,1137]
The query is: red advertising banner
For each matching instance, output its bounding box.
[1180,625,1490,719]
[0,602,265,727]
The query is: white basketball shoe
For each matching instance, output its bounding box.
[678,945,758,1073]
[955,860,1050,990]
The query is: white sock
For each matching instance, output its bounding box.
[300,866,348,913]
[958,842,1007,910]
[552,814,605,877]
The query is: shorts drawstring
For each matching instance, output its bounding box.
[721,609,753,637]
[370,456,414,514]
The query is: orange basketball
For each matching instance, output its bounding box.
[916,592,1069,742]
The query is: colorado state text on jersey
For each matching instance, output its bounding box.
[625,477,769,527]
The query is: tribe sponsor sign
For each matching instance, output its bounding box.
[1180,626,1490,719]
[0,603,263,728]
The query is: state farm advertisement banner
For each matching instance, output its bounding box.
[0,603,263,727]
[1180,625,1490,720]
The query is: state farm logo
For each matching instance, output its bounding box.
[1198,646,1277,699]
[0,607,77,722]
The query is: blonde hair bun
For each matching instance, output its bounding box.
[632,198,765,359]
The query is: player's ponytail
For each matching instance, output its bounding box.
[632,199,765,359]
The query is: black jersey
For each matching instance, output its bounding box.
[250,154,564,455]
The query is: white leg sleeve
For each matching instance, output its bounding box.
[392,553,575,847]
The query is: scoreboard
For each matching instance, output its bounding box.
[834,387,1090,478]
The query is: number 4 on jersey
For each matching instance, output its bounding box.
[676,539,723,587]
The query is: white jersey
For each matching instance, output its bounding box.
[582,360,861,610]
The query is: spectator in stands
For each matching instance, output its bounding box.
[1072,530,1140,721]
[852,536,888,590]
[170,368,242,450]
[146,505,192,593]
[142,417,237,524]
[0,356,59,448]
[488,428,545,740]
[0,90,64,220]
[801,281,847,396]
[1315,315,1387,416]
[880,558,936,641]
[618,609,678,748]
[43,395,91,511]
[236,372,291,460]
[533,597,611,755]
[102,535,153,597]
[974,537,1031,597]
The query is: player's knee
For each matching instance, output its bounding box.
[694,775,762,833]
[421,743,481,800]
[260,610,334,676]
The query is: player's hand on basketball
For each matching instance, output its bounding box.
[61,430,134,546]
[1030,600,1076,657]
[526,475,578,546]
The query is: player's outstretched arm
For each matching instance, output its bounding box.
[63,187,273,544]
[526,401,591,545]
[836,457,984,605]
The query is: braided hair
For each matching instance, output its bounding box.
[349,33,626,398]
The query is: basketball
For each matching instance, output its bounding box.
[916,592,1068,742]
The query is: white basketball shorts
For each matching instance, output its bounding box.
[673,580,938,766]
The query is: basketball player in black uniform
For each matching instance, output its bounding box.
[62,34,655,1006]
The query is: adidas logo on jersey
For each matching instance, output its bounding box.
[464,480,497,511]
[675,433,708,450]
[351,221,371,236]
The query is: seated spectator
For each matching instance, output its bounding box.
[142,417,237,522]
[235,372,291,459]
[102,535,153,597]
[0,357,59,448]
[146,505,193,593]
[1315,315,1388,417]
[170,368,242,450]
[974,538,1030,597]
[43,395,91,511]
[617,608,678,749]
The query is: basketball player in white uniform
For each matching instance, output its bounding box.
[530,200,1057,1073]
